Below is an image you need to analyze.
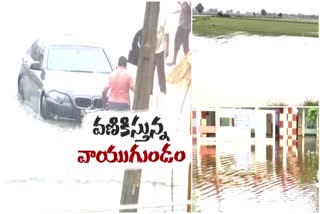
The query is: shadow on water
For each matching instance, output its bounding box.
[192,137,319,213]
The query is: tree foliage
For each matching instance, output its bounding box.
[267,101,288,106]
[306,107,318,124]
[261,9,267,16]
[195,3,204,14]
[303,99,319,124]
[303,99,319,107]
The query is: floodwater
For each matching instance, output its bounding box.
[0,1,190,213]
[192,136,319,213]
[191,34,320,107]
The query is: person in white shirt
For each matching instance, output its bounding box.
[151,5,169,95]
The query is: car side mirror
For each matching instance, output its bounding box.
[30,62,41,70]
[31,62,46,80]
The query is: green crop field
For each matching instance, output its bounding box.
[193,16,319,38]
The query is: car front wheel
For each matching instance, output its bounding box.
[41,95,52,120]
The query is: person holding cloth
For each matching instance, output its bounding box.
[152,5,170,95]
[102,56,135,111]
[167,1,191,66]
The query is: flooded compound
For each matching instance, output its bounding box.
[192,136,319,213]
[191,107,319,212]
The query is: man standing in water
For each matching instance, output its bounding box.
[152,5,170,95]
[102,56,135,111]
[167,1,191,66]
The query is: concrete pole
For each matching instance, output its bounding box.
[317,112,319,138]
[196,110,201,169]
[283,110,288,169]
[302,108,305,137]
[120,2,159,213]
[301,137,305,162]
[272,111,276,162]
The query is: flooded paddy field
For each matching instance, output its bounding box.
[193,16,318,38]
[192,35,319,107]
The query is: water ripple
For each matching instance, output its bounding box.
[193,141,319,212]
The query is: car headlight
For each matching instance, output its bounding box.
[48,91,71,104]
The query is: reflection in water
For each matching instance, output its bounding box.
[192,137,319,213]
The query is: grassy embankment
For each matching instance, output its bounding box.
[193,16,319,38]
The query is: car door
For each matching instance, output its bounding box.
[21,40,44,111]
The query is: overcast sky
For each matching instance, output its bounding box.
[193,0,319,15]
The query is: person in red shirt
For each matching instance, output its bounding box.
[102,56,135,111]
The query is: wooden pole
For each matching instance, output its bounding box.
[187,162,192,212]
[120,169,142,212]
[120,2,159,213]
[133,2,159,111]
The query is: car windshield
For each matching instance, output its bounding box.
[46,45,112,73]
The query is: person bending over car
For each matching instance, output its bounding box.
[102,56,135,111]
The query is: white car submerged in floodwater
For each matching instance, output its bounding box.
[17,36,114,121]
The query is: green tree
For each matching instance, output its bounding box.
[306,107,318,125]
[303,99,319,125]
[195,3,204,14]
[261,9,267,16]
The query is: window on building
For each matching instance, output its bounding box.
[266,113,273,138]
[220,117,234,127]
[200,111,216,138]
[251,128,255,138]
